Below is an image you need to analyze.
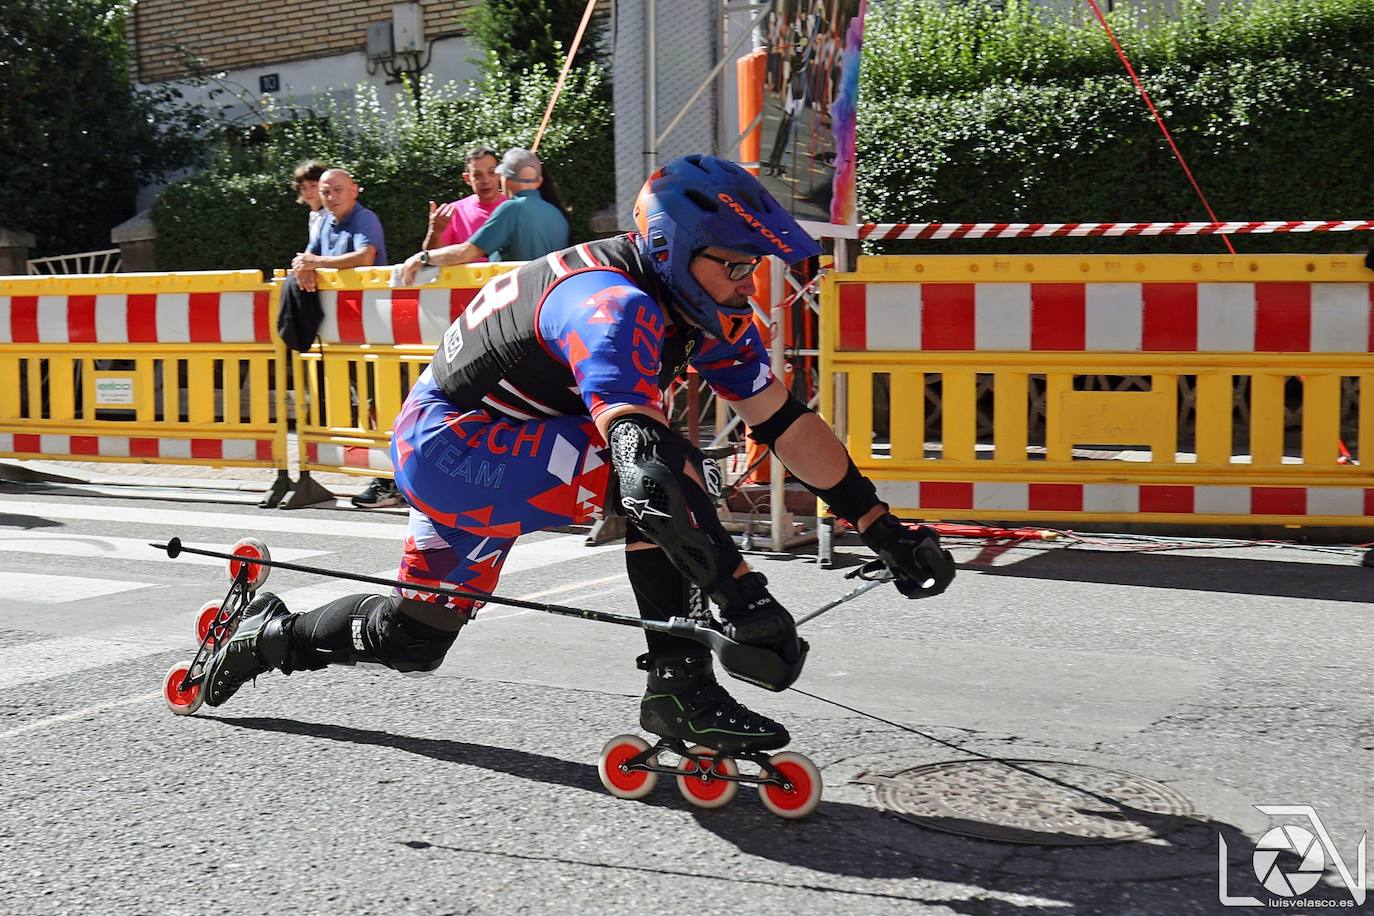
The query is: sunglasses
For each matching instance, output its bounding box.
[696,251,763,281]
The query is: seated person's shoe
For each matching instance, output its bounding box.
[352,477,402,509]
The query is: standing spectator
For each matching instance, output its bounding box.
[292,160,330,246]
[397,147,568,283]
[421,146,504,258]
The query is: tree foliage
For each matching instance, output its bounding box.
[462,0,606,79]
[0,0,209,255]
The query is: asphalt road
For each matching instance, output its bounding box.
[0,480,1370,915]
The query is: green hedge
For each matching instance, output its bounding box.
[857,0,1374,254]
[154,63,612,273]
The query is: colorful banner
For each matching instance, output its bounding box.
[760,0,866,226]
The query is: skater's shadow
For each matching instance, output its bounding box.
[206,716,1356,911]
[209,714,669,813]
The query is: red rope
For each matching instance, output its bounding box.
[1084,0,1235,255]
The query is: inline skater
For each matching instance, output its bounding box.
[200,155,956,756]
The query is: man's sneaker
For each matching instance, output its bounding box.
[352,477,402,509]
[204,593,293,707]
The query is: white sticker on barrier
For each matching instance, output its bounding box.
[975,482,1029,511]
[0,297,11,343]
[219,291,258,342]
[318,291,340,342]
[1083,484,1139,513]
[1306,487,1365,517]
[95,294,128,343]
[1194,485,1250,515]
[159,439,192,459]
[222,439,258,460]
[39,434,68,455]
[875,481,920,507]
[976,284,1031,350]
[362,290,394,343]
[37,295,68,343]
[97,436,131,457]
[1085,284,1143,351]
[1310,284,1371,353]
[1196,283,1256,352]
[418,288,452,343]
[155,292,191,343]
[866,284,921,351]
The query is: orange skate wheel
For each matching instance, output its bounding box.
[675,745,738,809]
[163,663,203,716]
[193,600,232,645]
[597,735,658,800]
[758,751,822,819]
[227,538,271,590]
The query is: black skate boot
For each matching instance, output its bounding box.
[203,592,293,707]
[639,653,789,754]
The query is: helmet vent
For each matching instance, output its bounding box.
[683,189,718,212]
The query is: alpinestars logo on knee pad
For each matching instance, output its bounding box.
[621,496,670,521]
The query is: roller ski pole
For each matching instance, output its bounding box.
[794,560,893,627]
[152,537,800,692]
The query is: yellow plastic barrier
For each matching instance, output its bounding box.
[820,254,1373,528]
[289,264,517,482]
[0,271,287,472]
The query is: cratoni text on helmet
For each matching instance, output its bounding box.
[716,193,795,255]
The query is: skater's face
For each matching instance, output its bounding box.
[690,246,759,310]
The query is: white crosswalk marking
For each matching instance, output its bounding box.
[0,637,160,689]
[0,571,149,603]
[0,532,324,567]
[0,499,407,540]
[0,494,629,698]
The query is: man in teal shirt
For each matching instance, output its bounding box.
[398,148,570,283]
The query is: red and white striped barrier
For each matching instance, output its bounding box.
[305,442,393,472]
[316,288,478,345]
[874,480,1374,520]
[0,434,274,462]
[838,281,1374,352]
[0,291,271,343]
[858,220,1374,242]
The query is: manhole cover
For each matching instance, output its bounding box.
[858,758,1196,846]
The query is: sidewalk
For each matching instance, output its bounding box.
[0,433,366,496]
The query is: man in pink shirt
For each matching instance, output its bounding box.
[421,146,504,258]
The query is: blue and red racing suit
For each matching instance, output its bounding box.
[389,235,773,614]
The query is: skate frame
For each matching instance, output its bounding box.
[618,737,796,793]
[174,566,257,695]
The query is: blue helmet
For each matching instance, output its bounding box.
[633,155,821,344]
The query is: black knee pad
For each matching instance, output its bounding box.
[288,593,462,675]
[364,596,463,674]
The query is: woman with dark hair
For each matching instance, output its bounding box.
[292,160,331,244]
[535,160,573,229]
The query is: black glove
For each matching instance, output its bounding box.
[860,513,956,599]
[713,571,804,663]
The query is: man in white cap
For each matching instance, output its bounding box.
[398,147,569,283]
